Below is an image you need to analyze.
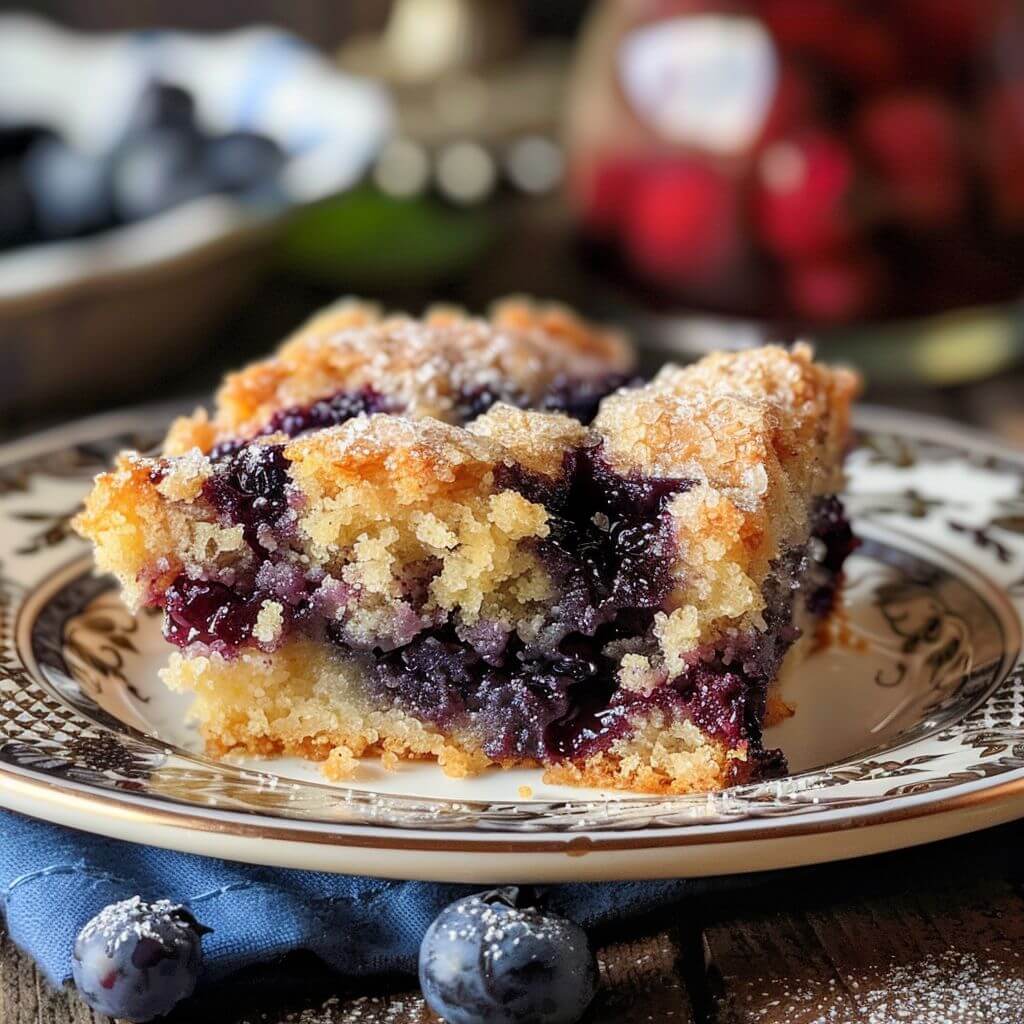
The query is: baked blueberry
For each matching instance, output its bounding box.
[71,896,210,1022]
[418,887,598,1024]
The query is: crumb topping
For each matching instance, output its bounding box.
[163,297,634,455]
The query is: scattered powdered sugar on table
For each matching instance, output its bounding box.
[850,950,1024,1024]
[736,948,1024,1024]
[237,994,432,1023]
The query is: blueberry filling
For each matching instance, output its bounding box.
[346,446,693,762]
[162,442,315,651]
[362,521,833,778]
[455,384,529,423]
[358,487,850,777]
[162,431,852,779]
[203,373,633,464]
[264,386,393,439]
[538,372,642,423]
[502,448,690,642]
[209,386,392,460]
[806,494,859,615]
[456,372,640,425]
[202,442,293,550]
[164,578,265,648]
[163,574,316,651]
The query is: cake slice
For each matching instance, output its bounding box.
[163,296,635,457]
[75,320,857,794]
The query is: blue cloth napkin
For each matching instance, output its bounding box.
[0,810,699,989]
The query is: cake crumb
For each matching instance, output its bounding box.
[155,448,211,500]
[253,600,285,644]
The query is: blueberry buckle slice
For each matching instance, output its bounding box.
[75,335,859,794]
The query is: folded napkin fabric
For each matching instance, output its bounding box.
[0,810,699,989]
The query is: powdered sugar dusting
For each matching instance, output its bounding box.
[445,892,582,967]
[77,896,192,958]
[235,994,432,1023]
[164,297,635,455]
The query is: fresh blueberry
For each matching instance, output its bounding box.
[109,127,210,221]
[418,887,598,1024]
[125,82,197,135]
[203,131,286,195]
[0,123,54,161]
[0,161,38,249]
[23,137,112,239]
[72,896,210,1022]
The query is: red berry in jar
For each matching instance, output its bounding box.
[765,3,901,89]
[856,91,966,230]
[754,132,859,259]
[566,0,1024,323]
[756,65,817,148]
[623,159,741,288]
[574,156,637,236]
[786,252,882,324]
[900,0,1009,66]
[759,0,850,56]
[981,81,1024,227]
[830,16,903,91]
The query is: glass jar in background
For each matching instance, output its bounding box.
[566,0,1024,327]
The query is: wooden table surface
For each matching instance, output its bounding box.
[2,284,1023,1024]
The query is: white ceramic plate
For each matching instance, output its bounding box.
[1,405,1023,882]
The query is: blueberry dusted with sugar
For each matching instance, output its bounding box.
[539,371,640,424]
[72,896,210,1022]
[418,887,598,1024]
[263,386,392,439]
[202,441,293,550]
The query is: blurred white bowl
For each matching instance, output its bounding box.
[0,15,392,416]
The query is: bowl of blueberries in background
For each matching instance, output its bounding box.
[0,15,390,419]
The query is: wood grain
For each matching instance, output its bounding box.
[1,932,103,1024]
[590,929,695,1024]
[704,869,1024,1023]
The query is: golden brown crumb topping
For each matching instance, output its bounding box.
[163,297,634,456]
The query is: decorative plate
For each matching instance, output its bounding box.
[1,405,1023,882]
